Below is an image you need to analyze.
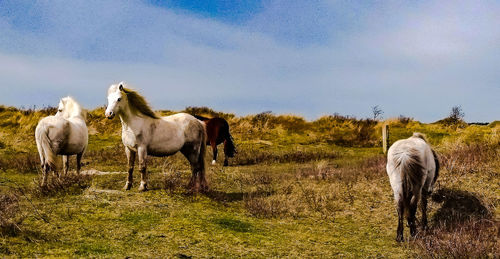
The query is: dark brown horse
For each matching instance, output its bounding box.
[194,115,236,166]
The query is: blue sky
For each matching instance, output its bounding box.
[0,0,499,122]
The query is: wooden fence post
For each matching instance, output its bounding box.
[383,124,389,154]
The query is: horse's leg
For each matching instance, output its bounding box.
[181,144,207,192]
[223,140,229,166]
[137,146,148,192]
[41,164,49,187]
[124,148,136,190]
[396,199,404,242]
[197,142,208,192]
[181,147,199,192]
[76,153,83,174]
[420,191,429,230]
[408,193,420,238]
[53,163,59,179]
[211,140,217,165]
[62,155,69,175]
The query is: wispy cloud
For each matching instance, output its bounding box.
[0,0,498,122]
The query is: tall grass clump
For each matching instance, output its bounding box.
[413,219,499,258]
[312,115,379,146]
[33,173,92,197]
[0,152,40,173]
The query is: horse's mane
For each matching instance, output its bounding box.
[122,87,159,119]
[61,96,85,119]
[411,132,428,142]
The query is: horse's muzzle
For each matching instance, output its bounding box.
[105,112,115,119]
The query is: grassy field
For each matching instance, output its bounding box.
[0,106,499,257]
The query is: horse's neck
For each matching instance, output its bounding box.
[66,114,85,123]
[118,107,155,134]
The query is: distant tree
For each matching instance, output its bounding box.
[371,105,384,120]
[449,105,465,121]
[398,115,413,124]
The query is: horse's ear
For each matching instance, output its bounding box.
[119,84,124,91]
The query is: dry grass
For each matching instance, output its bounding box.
[413,219,499,258]
[440,142,499,176]
[0,191,22,236]
[233,147,339,166]
[0,105,498,257]
[163,171,187,191]
[410,137,499,258]
[33,173,92,197]
[0,152,40,173]
[242,154,386,220]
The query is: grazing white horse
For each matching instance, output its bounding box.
[35,96,88,186]
[386,133,439,242]
[105,82,208,192]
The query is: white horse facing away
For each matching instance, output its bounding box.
[386,133,439,242]
[35,96,88,186]
[105,82,208,192]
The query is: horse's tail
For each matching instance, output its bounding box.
[223,124,237,158]
[392,148,424,214]
[199,121,207,173]
[432,149,440,184]
[35,122,57,170]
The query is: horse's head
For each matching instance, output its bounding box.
[56,96,84,119]
[105,82,127,119]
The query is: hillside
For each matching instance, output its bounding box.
[0,106,499,257]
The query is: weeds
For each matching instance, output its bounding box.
[0,152,40,173]
[33,173,92,197]
[0,191,22,235]
[413,219,499,258]
[233,147,338,166]
[163,171,186,191]
[440,142,498,176]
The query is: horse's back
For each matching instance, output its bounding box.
[387,135,436,195]
[162,113,203,130]
[204,117,229,144]
[388,136,431,162]
[159,113,205,142]
[36,116,87,154]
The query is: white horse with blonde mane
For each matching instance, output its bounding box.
[35,96,88,186]
[386,133,439,242]
[105,82,208,192]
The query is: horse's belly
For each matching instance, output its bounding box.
[147,149,178,157]
[60,130,87,155]
[147,142,183,157]
[60,142,86,155]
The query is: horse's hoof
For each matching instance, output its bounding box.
[211,160,216,165]
[123,182,132,190]
[223,160,228,166]
[138,182,148,192]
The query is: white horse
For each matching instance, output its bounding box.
[386,133,439,242]
[105,82,208,192]
[35,96,88,186]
